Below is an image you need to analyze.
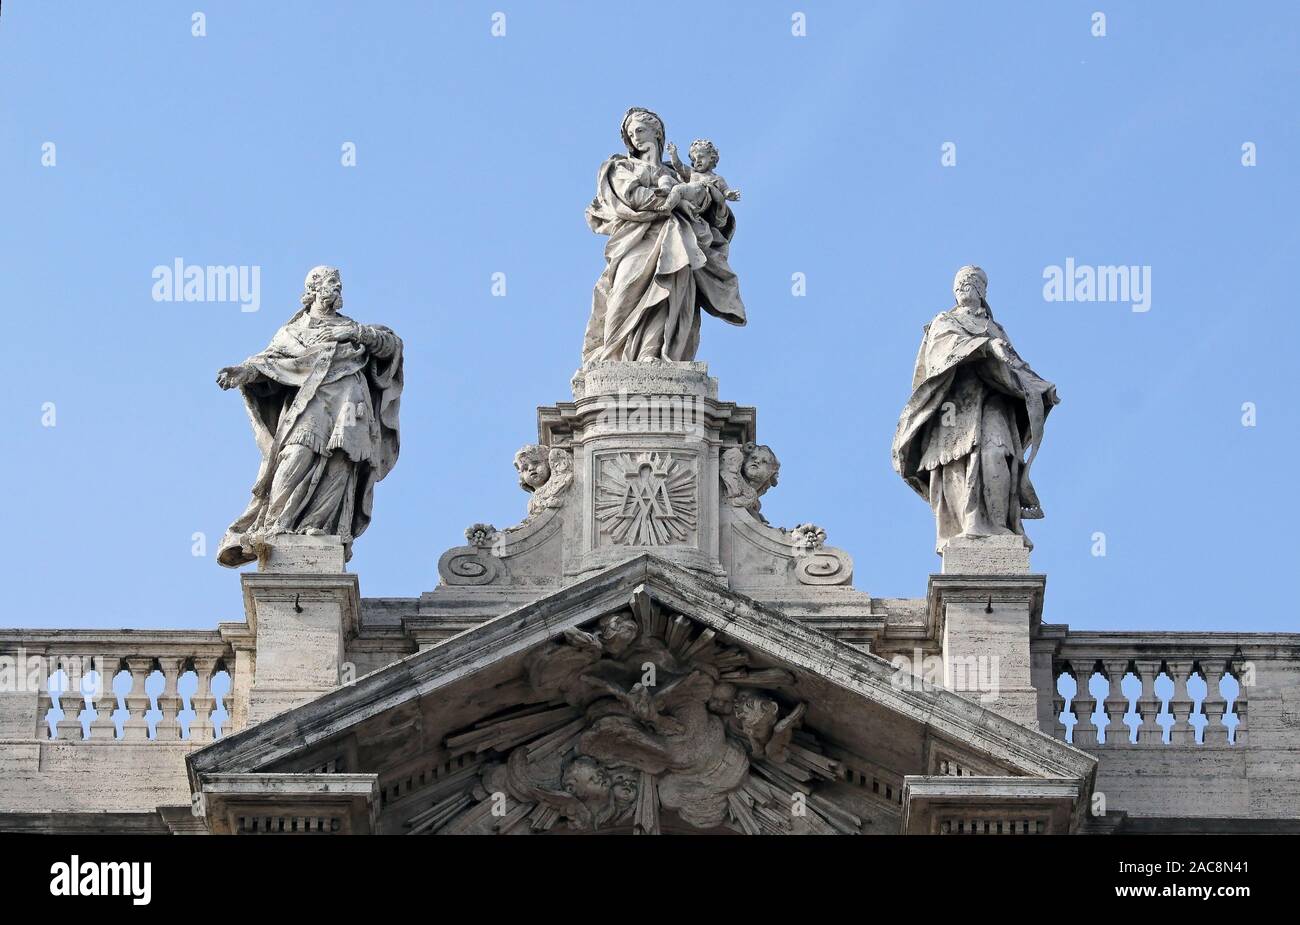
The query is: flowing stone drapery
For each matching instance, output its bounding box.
[216,266,403,567]
[580,108,745,365]
[892,267,1058,553]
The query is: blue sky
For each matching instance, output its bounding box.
[2,1,1296,633]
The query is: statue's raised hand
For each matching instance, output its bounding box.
[314,322,364,346]
[216,365,256,390]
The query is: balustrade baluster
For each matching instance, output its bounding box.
[154,657,184,740]
[122,657,154,741]
[189,657,218,742]
[1103,659,1133,744]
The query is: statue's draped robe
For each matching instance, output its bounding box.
[892,306,1058,551]
[582,155,745,364]
[217,310,402,567]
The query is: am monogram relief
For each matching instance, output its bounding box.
[594,451,698,546]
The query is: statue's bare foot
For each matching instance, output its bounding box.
[302,527,327,536]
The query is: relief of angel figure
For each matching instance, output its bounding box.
[577,669,749,829]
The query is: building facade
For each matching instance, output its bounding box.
[2,359,1296,834]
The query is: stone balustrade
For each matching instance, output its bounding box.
[0,628,250,745]
[1034,630,1277,748]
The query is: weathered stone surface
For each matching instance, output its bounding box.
[893,266,1058,553]
[216,265,403,568]
[188,555,1098,835]
[571,359,717,400]
[581,108,745,365]
[256,534,347,574]
[241,562,359,726]
[4,128,1299,837]
[941,534,1031,575]
[198,773,378,834]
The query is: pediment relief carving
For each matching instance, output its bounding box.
[418,594,864,835]
[194,557,1093,835]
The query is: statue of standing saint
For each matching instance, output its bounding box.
[892,267,1059,553]
[215,266,403,567]
[581,107,746,365]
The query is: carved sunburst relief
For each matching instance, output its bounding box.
[594,451,697,546]
[419,595,861,835]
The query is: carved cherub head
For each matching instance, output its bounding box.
[741,443,780,493]
[513,444,551,492]
[607,767,639,807]
[731,690,780,755]
[301,265,343,314]
[562,756,611,803]
[597,611,640,659]
[621,107,666,160]
[707,682,737,716]
[720,442,781,519]
[952,265,988,309]
[688,139,720,172]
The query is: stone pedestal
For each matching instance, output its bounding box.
[930,535,1043,728]
[542,360,754,582]
[242,535,359,725]
[940,534,1031,575]
[254,533,348,573]
[432,359,862,616]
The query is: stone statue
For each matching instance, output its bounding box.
[666,139,742,212]
[892,266,1058,553]
[719,442,780,520]
[513,444,573,517]
[581,107,746,365]
[215,266,403,567]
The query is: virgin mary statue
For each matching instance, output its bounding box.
[581,107,746,365]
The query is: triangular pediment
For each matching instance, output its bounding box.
[188,555,1095,834]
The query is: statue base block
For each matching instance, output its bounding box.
[940,534,1030,575]
[256,534,347,573]
[571,359,718,401]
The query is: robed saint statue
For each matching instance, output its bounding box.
[215,266,403,567]
[892,266,1059,553]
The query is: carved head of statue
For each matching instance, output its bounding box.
[731,690,780,754]
[707,682,737,716]
[952,265,988,309]
[607,767,639,807]
[513,444,551,492]
[597,611,640,658]
[688,139,720,171]
[720,442,781,518]
[301,265,343,314]
[621,107,665,161]
[741,443,780,493]
[562,756,611,803]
